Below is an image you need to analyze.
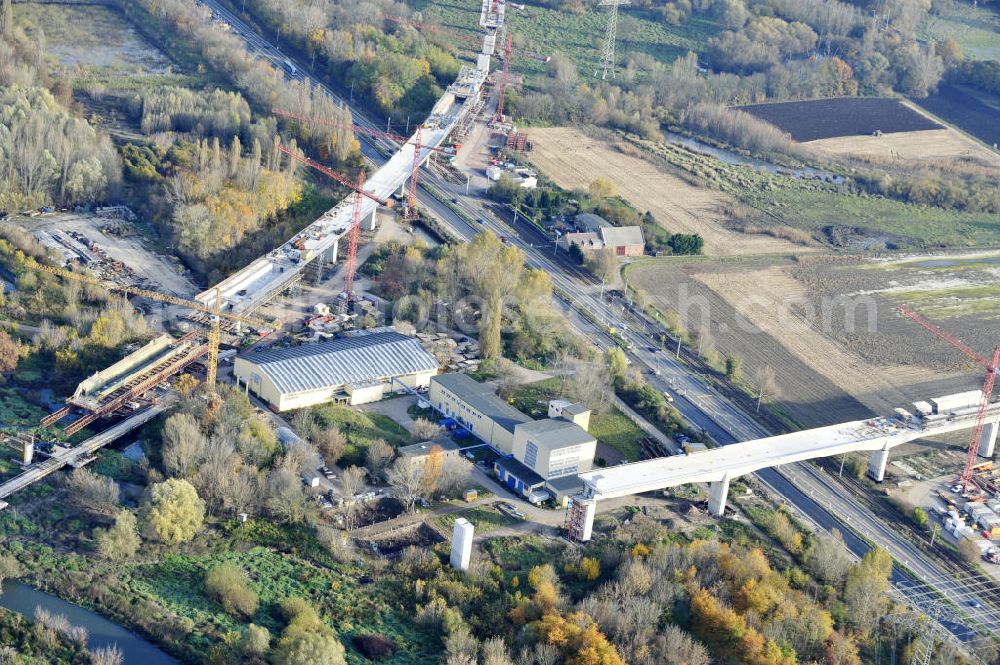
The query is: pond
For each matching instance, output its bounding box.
[0,580,178,664]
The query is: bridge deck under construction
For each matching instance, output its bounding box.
[44,333,206,435]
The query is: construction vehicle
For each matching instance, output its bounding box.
[31,261,280,391]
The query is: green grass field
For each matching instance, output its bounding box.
[307,404,413,466]
[920,3,1000,60]
[437,506,519,535]
[506,378,646,461]
[631,134,1000,249]
[409,0,717,87]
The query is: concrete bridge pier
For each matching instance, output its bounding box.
[979,419,1000,458]
[362,207,377,232]
[321,238,339,264]
[708,474,730,517]
[868,446,890,482]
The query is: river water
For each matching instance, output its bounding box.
[0,580,178,664]
[661,130,843,182]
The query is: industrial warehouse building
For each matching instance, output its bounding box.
[428,373,596,504]
[234,331,440,411]
[429,373,530,453]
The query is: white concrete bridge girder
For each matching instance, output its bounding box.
[868,446,890,482]
[708,473,731,517]
[979,419,1000,458]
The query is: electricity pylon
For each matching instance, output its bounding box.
[598,0,629,80]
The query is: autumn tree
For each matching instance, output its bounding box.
[0,330,20,374]
[315,428,346,467]
[161,412,208,478]
[844,547,892,638]
[586,247,619,284]
[755,364,779,413]
[94,510,141,562]
[66,467,120,517]
[588,178,616,203]
[421,445,444,494]
[174,373,200,397]
[456,232,525,361]
[386,457,426,513]
[365,438,395,479]
[143,478,205,544]
[411,418,443,442]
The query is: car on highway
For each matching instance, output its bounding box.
[451,198,459,203]
[662,390,674,403]
[968,600,982,608]
[648,346,657,353]
[475,217,484,224]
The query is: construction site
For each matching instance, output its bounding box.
[3,2,1000,662]
[0,0,520,507]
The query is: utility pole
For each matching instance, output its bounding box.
[597,0,629,80]
[675,336,681,359]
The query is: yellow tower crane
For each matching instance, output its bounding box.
[30,261,281,387]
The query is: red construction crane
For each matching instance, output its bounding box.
[277,145,393,300]
[494,32,514,124]
[271,108,455,222]
[899,304,1000,490]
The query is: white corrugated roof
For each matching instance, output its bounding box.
[242,332,439,394]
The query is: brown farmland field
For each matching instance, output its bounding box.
[627,255,994,428]
[738,98,941,141]
[528,127,810,257]
[807,127,1000,168]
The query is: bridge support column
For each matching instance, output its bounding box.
[708,474,730,517]
[322,238,338,264]
[979,420,999,458]
[868,447,890,482]
[362,208,377,232]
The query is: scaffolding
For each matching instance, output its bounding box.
[46,333,208,436]
[566,496,596,542]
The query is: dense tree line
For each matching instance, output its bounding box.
[399,504,929,665]
[160,137,303,273]
[366,234,586,365]
[949,58,1000,96]
[240,0,462,118]
[130,87,253,140]
[516,0,952,157]
[116,0,359,161]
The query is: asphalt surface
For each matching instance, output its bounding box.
[196,0,1000,646]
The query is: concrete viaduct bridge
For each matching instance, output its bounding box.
[573,395,1000,541]
[195,1,506,317]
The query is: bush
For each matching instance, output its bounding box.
[352,634,396,661]
[205,562,259,618]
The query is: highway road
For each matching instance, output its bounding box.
[194,0,1000,648]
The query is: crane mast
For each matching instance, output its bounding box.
[899,305,1000,489]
